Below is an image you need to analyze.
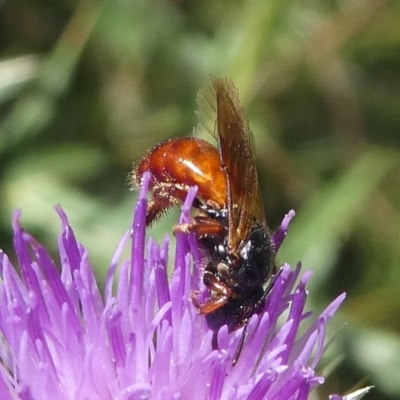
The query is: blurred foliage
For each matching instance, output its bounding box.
[1,0,399,398]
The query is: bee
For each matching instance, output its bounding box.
[131,78,277,363]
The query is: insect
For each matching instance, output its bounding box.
[131,78,277,363]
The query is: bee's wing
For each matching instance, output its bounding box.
[213,78,266,253]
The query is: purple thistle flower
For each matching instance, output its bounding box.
[0,172,350,400]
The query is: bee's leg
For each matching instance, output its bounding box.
[211,332,218,351]
[259,266,284,303]
[146,185,204,226]
[174,216,225,239]
[231,268,284,366]
[190,271,231,314]
[143,187,173,226]
[232,321,249,366]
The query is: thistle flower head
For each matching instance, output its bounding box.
[0,173,350,399]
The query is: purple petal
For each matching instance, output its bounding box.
[0,178,347,399]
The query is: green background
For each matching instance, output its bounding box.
[1,0,399,398]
